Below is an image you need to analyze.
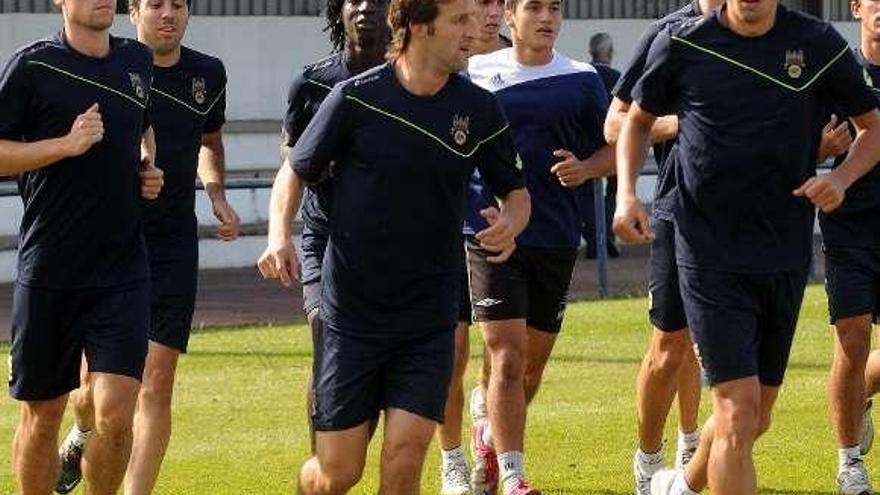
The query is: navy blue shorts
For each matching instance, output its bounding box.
[679,267,808,387]
[467,238,577,334]
[312,323,454,431]
[148,244,197,352]
[824,245,880,324]
[648,218,687,332]
[300,224,329,315]
[9,281,150,401]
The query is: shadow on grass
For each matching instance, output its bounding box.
[187,350,312,359]
[760,490,835,495]
[535,489,834,495]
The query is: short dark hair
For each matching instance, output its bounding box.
[589,32,612,60]
[386,0,451,59]
[129,0,192,13]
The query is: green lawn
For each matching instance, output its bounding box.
[0,285,859,494]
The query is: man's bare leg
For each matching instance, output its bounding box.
[523,327,557,404]
[13,395,68,495]
[380,408,437,495]
[299,423,370,495]
[124,341,180,495]
[81,372,140,495]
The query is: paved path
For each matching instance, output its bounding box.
[0,241,827,341]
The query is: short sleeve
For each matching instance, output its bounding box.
[475,98,524,198]
[0,52,32,140]
[290,82,349,183]
[612,23,661,104]
[204,62,227,133]
[632,28,679,117]
[282,69,313,148]
[821,33,878,120]
[588,72,610,138]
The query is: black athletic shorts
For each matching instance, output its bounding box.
[648,218,687,332]
[679,267,808,387]
[466,237,577,334]
[9,281,150,400]
[312,323,455,431]
[300,223,329,315]
[824,245,880,324]
[147,242,197,352]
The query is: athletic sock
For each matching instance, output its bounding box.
[482,421,494,447]
[471,386,487,420]
[839,445,862,471]
[636,448,665,474]
[672,471,699,495]
[498,451,525,493]
[678,429,700,449]
[442,445,466,468]
[65,423,92,449]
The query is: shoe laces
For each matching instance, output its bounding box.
[443,460,470,487]
[841,459,871,488]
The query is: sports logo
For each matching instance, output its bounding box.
[129,72,146,100]
[451,114,470,146]
[474,297,503,308]
[784,50,805,80]
[490,73,504,87]
[192,77,207,105]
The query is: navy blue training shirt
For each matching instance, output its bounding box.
[143,46,226,246]
[819,49,880,249]
[291,63,524,334]
[0,32,153,288]
[612,0,703,221]
[283,53,353,285]
[634,5,877,273]
[466,49,609,248]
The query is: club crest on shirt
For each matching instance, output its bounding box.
[784,50,805,80]
[192,77,207,105]
[451,114,470,146]
[129,72,146,100]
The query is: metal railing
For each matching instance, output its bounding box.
[0,0,854,20]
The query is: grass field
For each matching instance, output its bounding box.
[0,284,865,494]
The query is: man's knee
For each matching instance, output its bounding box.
[647,330,690,374]
[714,383,761,448]
[140,359,177,410]
[836,317,872,365]
[382,434,431,477]
[319,457,364,493]
[20,398,68,437]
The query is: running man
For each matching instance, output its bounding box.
[820,0,880,492]
[603,2,719,493]
[466,0,613,492]
[0,0,163,492]
[56,0,237,493]
[437,0,511,493]
[282,0,389,454]
[257,0,530,490]
[614,1,880,494]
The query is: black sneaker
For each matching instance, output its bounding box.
[55,436,84,494]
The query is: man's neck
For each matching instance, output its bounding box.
[152,46,182,68]
[394,51,448,96]
[513,43,552,66]
[472,34,506,56]
[63,21,110,58]
[345,42,386,75]
[863,36,880,67]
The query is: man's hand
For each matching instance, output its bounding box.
[818,114,852,161]
[550,149,597,188]
[64,103,104,157]
[793,175,846,213]
[257,239,299,287]
[475,206,517,263]
[613,193,653,244]
[139,153,164,200]
[212,197,240,241]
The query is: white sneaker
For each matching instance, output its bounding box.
[442,455,472,495]
[675,439,698,470]
[838,459,874,495]
[861,400,874,456]
[633,450,662,495]
[649,469,678,495]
